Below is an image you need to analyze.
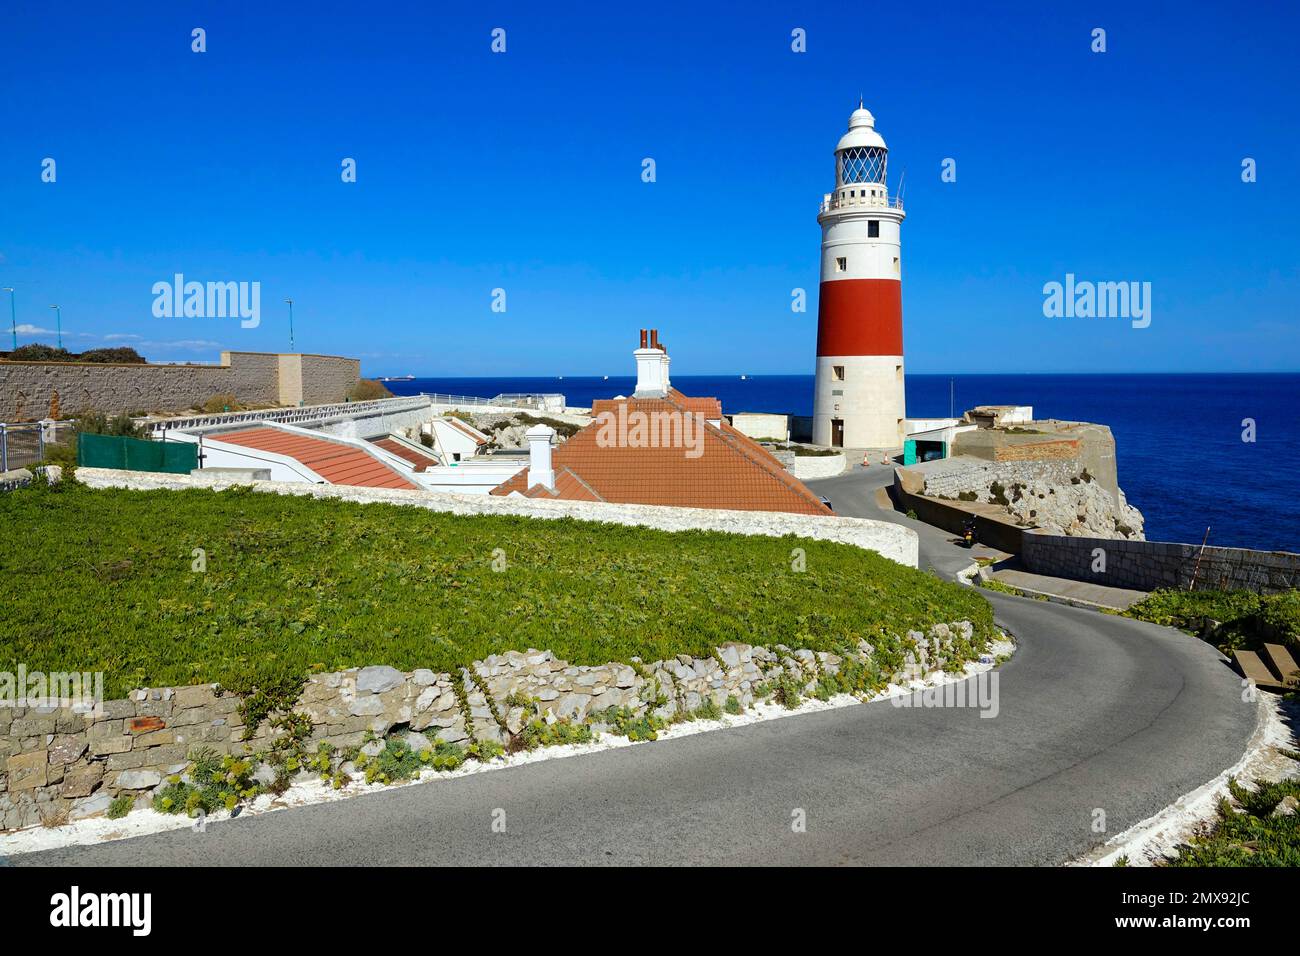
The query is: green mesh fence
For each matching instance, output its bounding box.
[77,433,198,474]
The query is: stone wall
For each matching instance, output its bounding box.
[0,351,360,421]
[791,452,846,480]
[77,467,921,567]
[899,455,1145,541]
[1,623,976,831]
[1021,532,1300,595]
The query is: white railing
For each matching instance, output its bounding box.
[146,395,432,434]
[819,193,905,214]
[424,392,564,411]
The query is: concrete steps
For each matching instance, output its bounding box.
[1233,643,1300,691]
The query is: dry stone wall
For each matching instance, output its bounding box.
[1022,532,1300,595]
[0,351,360,421]
[1,623,976,831]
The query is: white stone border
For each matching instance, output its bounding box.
[74,467,919,567]
[0,635,1015,858]
[1071,692,1294,866]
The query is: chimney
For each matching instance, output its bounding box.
[634,328,668,397]
[639,328,648,348]
[525,424,556,491]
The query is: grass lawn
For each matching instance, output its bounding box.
[0,481,994,699]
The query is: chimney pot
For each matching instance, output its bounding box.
[639,329,648,348]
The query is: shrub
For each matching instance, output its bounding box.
[201,394,242,414]
[107,794,135,819]
[1167,771,1300,866]
[77,347,146,364]
[8,343,74,362]
[347,378,393,402]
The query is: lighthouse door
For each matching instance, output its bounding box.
[831,419,844,448]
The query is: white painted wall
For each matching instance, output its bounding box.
[812,355,906,449]
[78,467,920,567]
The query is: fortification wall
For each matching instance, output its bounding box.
[0,352,360,421]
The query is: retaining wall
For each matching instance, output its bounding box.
[1,622,975,831]
[0,351,360,421]
[791,453,846,481]
[77,467,920,567]
[1022,532,1300,594]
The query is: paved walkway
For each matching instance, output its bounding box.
[989,567,1149,611]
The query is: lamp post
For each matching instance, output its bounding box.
[49,304,62,350]
[2,288,14,351]
[284,298,295,352]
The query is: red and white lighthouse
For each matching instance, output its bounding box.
[812,102,906,450]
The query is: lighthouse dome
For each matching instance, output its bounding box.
[836,106,887,151]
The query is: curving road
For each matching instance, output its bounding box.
[12,467,1257,866]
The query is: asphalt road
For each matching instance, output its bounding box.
[13,466,1257,866]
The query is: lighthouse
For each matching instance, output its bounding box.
[812,102,906,450]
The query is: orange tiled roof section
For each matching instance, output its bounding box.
[215,427,419,490]
[369,437,436,473]
[491,393,830,516]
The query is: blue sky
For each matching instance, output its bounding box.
[2,1,1297,375]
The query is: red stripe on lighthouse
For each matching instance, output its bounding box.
[815,279,903,356]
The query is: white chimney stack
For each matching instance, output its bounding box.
[525,424,556,490]
[633,328,670,397]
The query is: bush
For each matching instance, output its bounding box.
[9,343,74,362]
[77,347,146,364]
[201,394,242,414]
[347,378,393,402]
[6,343,147,364]
[75,409,147,439]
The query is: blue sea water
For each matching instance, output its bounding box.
[387,373,1300,553]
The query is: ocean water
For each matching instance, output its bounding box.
[387,373,1300,553]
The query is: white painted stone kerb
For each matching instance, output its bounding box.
[75,467,919,566]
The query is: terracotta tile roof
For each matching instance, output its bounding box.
[491,392,829,516]
[591,389,723,420]
[369,437,437,472]
[215,427,419,490]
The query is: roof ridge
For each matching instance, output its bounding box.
[708,422,829,512]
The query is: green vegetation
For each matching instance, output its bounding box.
[977,578,1025,597]
[1166,771,1300,866]
[346,378,394,402]
[6,343,146,364]
[106,794,135,819]
[1124,588,1299,655]
[200,393,243,414]
[0,481,994,703]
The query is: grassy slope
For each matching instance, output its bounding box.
[0,482,994,698]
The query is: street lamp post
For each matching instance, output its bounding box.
[284,298,294,352]
[49,304,62,350]
[2,288,15,351]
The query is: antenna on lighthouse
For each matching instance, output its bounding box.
[897,167,907,205]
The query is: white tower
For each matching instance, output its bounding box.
[812,102,906,450]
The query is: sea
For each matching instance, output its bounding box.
[386,373,1300,554]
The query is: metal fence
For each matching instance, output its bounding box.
[424,392,566,411]
[78,432,198,473]
[0,421,76,472]
[145,394,432,435]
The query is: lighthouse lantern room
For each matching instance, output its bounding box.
[812,102,906,450]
